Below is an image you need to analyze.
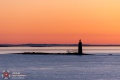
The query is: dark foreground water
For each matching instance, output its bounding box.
[0,54,120,80]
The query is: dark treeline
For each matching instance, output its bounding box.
[0,44,120,47]
[0,44,77,47]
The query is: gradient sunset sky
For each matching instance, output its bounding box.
[0,0,120,44]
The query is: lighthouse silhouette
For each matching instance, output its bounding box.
[78,40,83,55]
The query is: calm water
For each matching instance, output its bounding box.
[1,46,120,54]
[1,47,120,80]
[1,54,120,80]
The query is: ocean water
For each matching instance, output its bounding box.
[0,46,120,80]
[0,54,120,80]
[0,46,120,54]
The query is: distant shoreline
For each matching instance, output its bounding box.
[1,44,120,47]
[11,52,93,55]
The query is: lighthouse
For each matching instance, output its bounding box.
[78,40,83,55]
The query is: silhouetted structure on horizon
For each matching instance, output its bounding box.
[78,40,83,55]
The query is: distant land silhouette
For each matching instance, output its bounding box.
[0,44,120,47]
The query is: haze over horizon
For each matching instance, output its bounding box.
[1,0,120,44]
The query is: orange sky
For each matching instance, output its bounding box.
[0,0,120,44]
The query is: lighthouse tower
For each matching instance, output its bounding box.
[78,40,83,55]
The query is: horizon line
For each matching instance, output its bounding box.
[1,43,120,46]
